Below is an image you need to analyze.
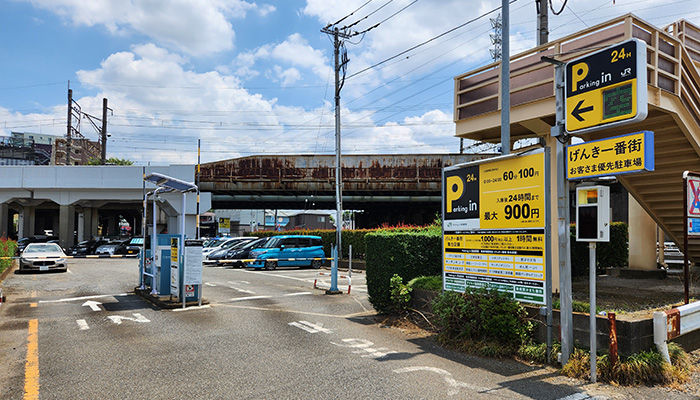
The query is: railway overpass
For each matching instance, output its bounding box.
[199,153,494,227]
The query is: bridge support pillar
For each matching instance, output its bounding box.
[628,194,657,271]
[0,203,8,238]
[20,206,35,239]
[59,205,76,249]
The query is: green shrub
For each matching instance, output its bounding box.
[389,274,412,312]
[432,289,533,351]
[0,238,17,275]
[570,222,628,277]
[408,275,442,291]
[365,230,442,313]
[249,224,439,261]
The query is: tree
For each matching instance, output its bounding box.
[88,157,134,165]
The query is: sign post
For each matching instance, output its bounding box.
[565,38,647,134]
[684,171,700,304]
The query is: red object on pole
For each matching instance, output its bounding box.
[608,312,618,366]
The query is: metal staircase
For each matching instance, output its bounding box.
[453,14,700,263]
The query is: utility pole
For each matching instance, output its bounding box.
[66,88,73,165]
[501,0,510,155]
[537,0,549,46]
[101,98,108,164]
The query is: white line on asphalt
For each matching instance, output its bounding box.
[38,293,128,303]
[284,292,312,296]
[557,394,594,400]
[204,282,217,287]
[76,319,89,330]
[108,313,150,324]
[238,269,310,283]
[289,321,319,333]
[172,305,211,312]
[393,366,487,396]
[229,286,255,294]
[229,295,271,302]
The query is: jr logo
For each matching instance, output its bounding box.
[446,175,464,212]
[570,62,589,93]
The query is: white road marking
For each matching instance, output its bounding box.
[229,295,271,302]
[284,292,312,296]
[108,313,150,324]
[289,321,332,334]
[229,286,255,294]
[82,300,102,311]
[331,338,397,359]
[39,293,128,303]
[204,282,217,287]
[76,319,89,330]
[393,366,487,396]
[172,305,211,312]
[228,281,250,285]
[557,394,597,400]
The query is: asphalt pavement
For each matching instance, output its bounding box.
[0,258,698,399]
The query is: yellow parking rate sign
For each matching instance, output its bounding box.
[565,39,647,134]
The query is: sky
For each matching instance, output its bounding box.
[1,0,699,165]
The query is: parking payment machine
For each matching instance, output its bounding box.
[576,185,610,242]
[170,239,204,306]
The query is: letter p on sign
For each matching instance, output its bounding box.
[446,175,464,211]
[570,62,589,93]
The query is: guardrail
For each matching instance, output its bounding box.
[653,301,700,363]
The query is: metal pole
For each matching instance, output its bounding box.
[328,245,339,293]
[549,60,573,365]
[151,188,161,295]
[500,0,510,155]
[181,192,187,309]
[101,98,108,164]
[197,139,201,239]
[544,148,553,363]
[589,242,597,383]
[684,173,690,305]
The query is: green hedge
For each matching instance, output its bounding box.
[570,222,628,276]
[249,225,439,260]
[0,238,17,275]
[365,229,442,313]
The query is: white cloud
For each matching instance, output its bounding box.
[21,0,276,56]
[234,33,331,84]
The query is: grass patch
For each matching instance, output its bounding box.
[407,275,442,291]
[540,342,694,385]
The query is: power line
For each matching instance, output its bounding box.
[346,0,519,80]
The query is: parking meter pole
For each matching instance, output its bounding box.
[590,242,597,383]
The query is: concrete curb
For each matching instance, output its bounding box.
[134,287,210,310]
[0,259,18,284]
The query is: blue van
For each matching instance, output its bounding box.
[248,235,325,270]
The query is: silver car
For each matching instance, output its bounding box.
[20,243,68,272]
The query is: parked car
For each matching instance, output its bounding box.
[67,239,109,256]
[125,237,148,255]
[16,235,59,255]
[203,237,254,258]
[19,242,68,273]
[224,237,270,267]
[247,235,325,270]
[95,240,129,256]
[204,237,256,265]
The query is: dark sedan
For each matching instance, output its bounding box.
[67,239,108,256]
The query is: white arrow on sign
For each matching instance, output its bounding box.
[82,300,102,312]
[108,313,150,325]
